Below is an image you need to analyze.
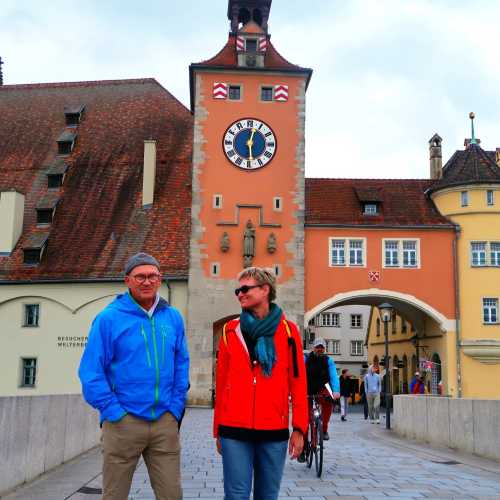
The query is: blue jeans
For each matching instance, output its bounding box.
[220,438,288,500]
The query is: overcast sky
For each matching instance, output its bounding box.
[1,0,499,178]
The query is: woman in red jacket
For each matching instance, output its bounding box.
[214,267,308,500]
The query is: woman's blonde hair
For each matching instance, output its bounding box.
[237,267,277,302]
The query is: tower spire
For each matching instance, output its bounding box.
[0,57,4,86]
[469,112,476,145]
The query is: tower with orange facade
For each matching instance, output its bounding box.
[187,0,312,404]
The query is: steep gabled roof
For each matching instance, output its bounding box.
[427,143,500,193]
[305,178,454,228]
[0,78,193,281]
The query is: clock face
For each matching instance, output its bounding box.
[223,118,277,170]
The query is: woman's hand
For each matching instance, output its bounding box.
[288,430,304,459]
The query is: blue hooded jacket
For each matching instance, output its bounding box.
[78,292,190,423]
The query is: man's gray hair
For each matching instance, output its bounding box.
[237,267,277,302]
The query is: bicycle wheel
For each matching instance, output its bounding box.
[306,420,314,468]
[314,417,324,478]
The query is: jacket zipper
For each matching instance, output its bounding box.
[161,327,166,368]
[252,370,257,429]
[140,325,152,367]
[150,316,160,419]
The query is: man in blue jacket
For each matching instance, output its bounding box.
[79,252,189,500]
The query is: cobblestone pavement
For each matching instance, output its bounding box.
[5,408,500,499]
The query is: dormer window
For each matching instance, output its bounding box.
[47,174,63,189]
[23,233,48,265]
[363,203,379,215]
[36,209,53,224]
[64,105,85,126]
[245,38,258,52]
[57,131,77,155]
[36,195,60,225]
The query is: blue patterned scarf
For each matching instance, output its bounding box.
[239,303,283,376]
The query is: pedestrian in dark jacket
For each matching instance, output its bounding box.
[359,376,369,420]
[339,369,351,421]
[79,253,189,500]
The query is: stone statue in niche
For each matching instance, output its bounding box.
[267,233,277,254]
[220,232,230,253]
[243,219,256,267]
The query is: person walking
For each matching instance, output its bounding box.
[364,365,381,424]
[359,373,369,420]
[410,372,425,394]
[339,369,351,421]
[214,267,308,500]
[304,338,340,440]
[79,253,190,500]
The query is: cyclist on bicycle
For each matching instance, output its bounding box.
[304,338,340,440]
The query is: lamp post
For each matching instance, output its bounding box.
[379,302,393,430]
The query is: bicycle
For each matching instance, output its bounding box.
[304,394,324,477]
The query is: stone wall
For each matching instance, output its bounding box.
[0,395,99,495]
[393,395,500,462]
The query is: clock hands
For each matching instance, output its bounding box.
[246,128,256,160]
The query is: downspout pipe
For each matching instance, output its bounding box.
[453,224,462,397]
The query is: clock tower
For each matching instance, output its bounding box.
[187,0,312,405]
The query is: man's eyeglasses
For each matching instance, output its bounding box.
[234,284,261,296]
[131,273,161,284]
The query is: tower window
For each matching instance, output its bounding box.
[273,197,282,211]
[261,87,273,102]
[245,39,258,52]
[213,194,223,209]
[273,264,281,277]
[461,191,469,207]
[363,203,378,215]
[487,190,494,206]
[228,85,241,100]
[211,263,220,277]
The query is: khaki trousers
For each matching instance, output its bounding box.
[102,412,181,500]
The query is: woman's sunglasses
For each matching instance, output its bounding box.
[234,284,262,296]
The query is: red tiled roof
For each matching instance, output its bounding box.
[427,143,500,193]
[305,178,454,227]
[0,78,193,281]
[194,35,309,72]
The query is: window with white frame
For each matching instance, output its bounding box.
[350,314,362,328]
[461,191,469,207]
[21,358,37,387]
[384,240,399,267]
[330,238,365,267]
[330,239,345,266]
[483,298,498,324]
[471,242,487,266]
[487,190,495,206]
[350,340,364,356]
[363,203,378,215]
[403,241,417,267]
[273,197,282,211]
[330,339,341,355]
[349,240,364,266]
[384,239,419,268]
[491,242,500,266]
[320,312,340,327]
[23,304,40,327]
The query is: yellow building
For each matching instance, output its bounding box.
[367,118,500,399]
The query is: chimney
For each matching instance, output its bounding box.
[429,133,443,180]
[0,57,4,85]
[142,140,157,208]
[0,190,25,255]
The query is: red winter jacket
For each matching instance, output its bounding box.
[213,315,308,438]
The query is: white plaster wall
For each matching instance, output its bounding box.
[0,281,188,396]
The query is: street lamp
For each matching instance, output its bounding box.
[379,302,394,429]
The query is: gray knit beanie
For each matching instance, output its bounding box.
[124,252,160,275]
